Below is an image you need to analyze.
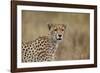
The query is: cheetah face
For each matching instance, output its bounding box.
[48,24,66,41]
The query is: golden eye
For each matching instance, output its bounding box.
[54,29,57,31]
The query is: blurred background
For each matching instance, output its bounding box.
[22,10,90,61]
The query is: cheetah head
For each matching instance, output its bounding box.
[48,24,66,42]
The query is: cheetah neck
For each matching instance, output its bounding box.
[48,34,60,48]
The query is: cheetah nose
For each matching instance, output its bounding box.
[58,35,62,37]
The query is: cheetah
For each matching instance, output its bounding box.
[22,24,66,62]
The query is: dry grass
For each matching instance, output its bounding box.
[22,10,90,60]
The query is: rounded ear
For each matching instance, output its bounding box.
[48,24,53,30]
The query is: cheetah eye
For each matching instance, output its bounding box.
[61,29,64,31]
[54,29,57,31]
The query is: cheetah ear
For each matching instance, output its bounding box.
[63,24,66,29]
[48,24,53,30]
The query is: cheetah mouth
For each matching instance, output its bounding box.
[57,38,62,40]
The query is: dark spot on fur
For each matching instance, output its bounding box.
[26,49,28,51]
[23,49,25,50]
[29,51,31,53]
[24,46,27,48]
[28,56,30,58]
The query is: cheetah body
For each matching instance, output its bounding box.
[22,36,57,62]
[22,24,66,62]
